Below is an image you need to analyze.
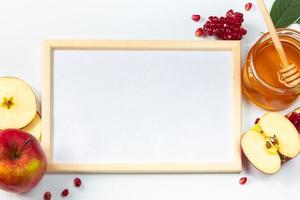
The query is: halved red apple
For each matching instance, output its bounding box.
[241,112,300,174]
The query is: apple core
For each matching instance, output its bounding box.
[1,97,14,109]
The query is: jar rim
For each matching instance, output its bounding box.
[249,28,300,94]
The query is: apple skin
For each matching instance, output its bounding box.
[0,129,47,193]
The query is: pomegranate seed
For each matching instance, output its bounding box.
[255,118,260,124]
[195,28,204,37]
[74,177,82,187]
[192,14,201,22]
[61,189,69,197]
[235,12,243,18]
[245,2,253,11]
[239,28,247,35]
[44,191,51,200]
[226,9,234,17]
[236,35,242,40]
[239,177,248,185]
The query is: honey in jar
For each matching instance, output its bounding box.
[242,28,300,111]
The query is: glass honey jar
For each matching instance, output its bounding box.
[242,28,300,111]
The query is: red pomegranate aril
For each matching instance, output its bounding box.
[225,28,232,34]
[217,33,223,38]
[44,191,52,200]
[240,28,247,35]
[234,23,241,28]
[61,189,69,197]
[236,35,242,40]
[226,9,234,17]
[232,32,238,38]
[233,27,240,32]
[235,12,243,18]
[195,28,204,37]
[192,14,201,22]
[239,177,248,185]
[74,177,82,187]
[245,2,253,11]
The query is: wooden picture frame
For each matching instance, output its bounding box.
[42,40,241,173]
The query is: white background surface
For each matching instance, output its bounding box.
[0,0,299,199]
[53,50,233,164]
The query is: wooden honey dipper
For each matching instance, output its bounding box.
[257,0,300,89]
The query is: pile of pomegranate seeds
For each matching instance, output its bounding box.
[245,2,253,11]
[203,9,247,40]
[287,112,300,133]
[239,177,248,185]
[43,191,51,200]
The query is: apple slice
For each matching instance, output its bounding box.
[241,130,281,174]
[241,112,300,174]
[0,77,37,129]
[21,112,42,142]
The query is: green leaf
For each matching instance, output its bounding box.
[297,18,300,24]
[270,0,300,28]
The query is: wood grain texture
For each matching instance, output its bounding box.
[256,0,289,67]
[42,42,52,162]
[47,163,241,174]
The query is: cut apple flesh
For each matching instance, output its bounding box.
[21,112,42,142]
[0,77,37,129]
[242,130,281,174]
[259,112,300,158]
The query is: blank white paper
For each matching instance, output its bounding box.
[52,50,233,164]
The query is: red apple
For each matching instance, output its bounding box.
[0,129,47,193]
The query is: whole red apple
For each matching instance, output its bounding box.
[0,129,47,193]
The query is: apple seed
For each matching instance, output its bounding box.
[266,141,272,149]
[265,137,279,154]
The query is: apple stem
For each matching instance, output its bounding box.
[14,137,31,159]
